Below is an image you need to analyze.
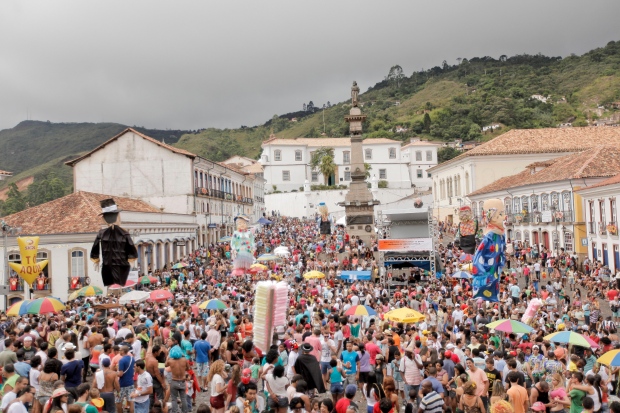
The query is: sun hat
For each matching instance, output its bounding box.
[531,402,546,411]
[52,388,68,398]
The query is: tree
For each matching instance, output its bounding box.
[442,60,449,71]
[303,103,307,111]
[364,163,372,179]
[423,113,432,133]
[386,65,405,88]
[26,173,69,207]
[307,101,315,112]
[1,183,26,216]
[437,147,460,163]
[327,101,331,107]
[499,55,507,62]
[310,147,337,185]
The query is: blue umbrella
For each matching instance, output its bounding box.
[258,217,272,225]
[452,271,472,279]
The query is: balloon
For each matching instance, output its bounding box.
[8,237,48,286]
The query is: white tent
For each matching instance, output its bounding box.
[336,215,346,226]
[119,290,150,304]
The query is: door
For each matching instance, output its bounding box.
[533,231,540,247]
[593,243,598,261]
[603,244,609,266]
[614,245,619,272]
[543,232,550,249]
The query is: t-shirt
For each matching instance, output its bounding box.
[484,368,501,397]
[7,401,27,413]
[510,285,521,298]
[467,368,488,397]
[507,384,528,413]
[420,391,444,413]
[118,355,135,388]
[193,340,211,364]
[320,338,335,363]
[75,402,98,413]
[569,389,586,413]
[0,392,16,409]
[335,398,357,413]
[210,374,225,396]
[60,359,84,388]
[134,372,153,404]
[340,350,360,375]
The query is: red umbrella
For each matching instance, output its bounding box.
[125,280,137,287]
[148,289,174,302]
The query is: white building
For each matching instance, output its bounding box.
[467,146,620,261]
[0,170,12,181]
[259,135,438,192]
[0,191,198,305]
[575,173,620,271]
[67,128,265,245]
[428,127,620,224]
[400,139,441,190]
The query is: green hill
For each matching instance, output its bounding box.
[1,39,620,216]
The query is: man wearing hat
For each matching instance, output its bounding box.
[90,198,138,286]
[293,343,325,394]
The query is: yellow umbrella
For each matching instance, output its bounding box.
[303,271,325,279]
[384,308,425,323]
[250,263,268,271]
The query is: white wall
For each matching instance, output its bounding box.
[73,131,194,215]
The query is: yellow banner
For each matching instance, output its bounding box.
[8,237,48,286]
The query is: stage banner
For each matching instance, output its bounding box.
[378,238,432,252]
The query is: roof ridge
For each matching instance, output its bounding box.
[573,146,604,178]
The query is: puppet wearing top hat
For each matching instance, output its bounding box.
[90,198,138,286]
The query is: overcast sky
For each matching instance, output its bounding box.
[0,0,618,131]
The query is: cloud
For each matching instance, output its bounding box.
[0,0,618,130]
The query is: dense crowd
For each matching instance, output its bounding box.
[1,215,620,413]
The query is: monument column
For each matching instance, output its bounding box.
[339,81,380,247]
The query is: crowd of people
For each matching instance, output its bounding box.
[0,214,619,413]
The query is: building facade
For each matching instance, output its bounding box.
[400,139,441,190]
[67,128,265,245]
[576,173,620,271]
[259,136,437,192]
[429,127,620,224]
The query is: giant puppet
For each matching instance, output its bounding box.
[471,198,506,302]
[231,214,255,271]
[317,202,332,238]
[90,199,138,286]
[457,206,478,254]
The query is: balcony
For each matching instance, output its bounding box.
[588,221,596,234]
[599,222,608,235]
[68,276,90,291]
[195,187,253,204]
[8,276,52,292]
[606,222,618,236]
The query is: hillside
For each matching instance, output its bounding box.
[1,39,620,216]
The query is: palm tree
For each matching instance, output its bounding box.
[310,147,336,185]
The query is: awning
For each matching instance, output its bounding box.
[339,271,371,281]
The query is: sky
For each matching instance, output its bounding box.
[0,0,618,131]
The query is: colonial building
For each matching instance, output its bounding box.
[259,135,437,192]
[0,191,198,305]
[0,170,12,181]
[400,139,441,190]
[575,173,620,271]
[467,146,620,261]
[66,128,265,245]
[428,127,620,224]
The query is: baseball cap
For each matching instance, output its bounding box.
[532,402,546,412]
[345,384,357,397]
[305,324,311,329]
[444,350,452,358]
[107,319,114,325]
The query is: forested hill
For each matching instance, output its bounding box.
[1,39,620,216]
[175,39,620,160]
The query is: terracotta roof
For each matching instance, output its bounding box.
[242,162,263,173]
[2,191,160,235]
[0,170,12,175]
[576,172,620,191]
[429,127,620,171]
[65,128,196,166]
[468,146,620,197]
[261,137,399,147]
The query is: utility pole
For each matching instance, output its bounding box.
[1,220,21,310]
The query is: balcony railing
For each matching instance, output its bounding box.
[195,187,253,204]
[8,277,51,292]
[68,276,90,291]
[599,222,608,235]
[588,221,596,234]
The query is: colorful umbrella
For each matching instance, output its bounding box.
[218,236,231,243]
[119,290,150,304]
[68,285,104,300]
[6,300,32,317]
[459,253,473,262]
[345,305,377,317]
[198,299,228,310]
[250,263,268,271]
[148,289,174,302]
[543,331,598,348]
[597,349,620,366]
[257,254,279,262]
[139,276,158,285]
[384,308,425,323]
[26,297,65,314]
[303,271,325,279]
[486,319,534,334]
[451,271,472,279]
[171,263,186,269]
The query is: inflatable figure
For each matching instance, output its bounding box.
[231,214,255,271]
[521,297,543,325]
[317,202,332,238]
[458,206,478,254]
[471,199,506,302]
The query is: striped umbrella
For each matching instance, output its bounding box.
[543,331,598,348]
[451,271,472,279]
[486,319,534,334]
[139,276,158,285]
[69,285,104,300]
[26,297,65,314]
[198,299,228,310]
[598,349,620,366]
[344,305,377,317]
[6,300,32,317]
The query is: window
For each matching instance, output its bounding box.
[71,250,85,277]
[8,253,20,278]
[343,151,350,164]
[416,169,423,178]
[426,151,432,161]
[282,171,290,181]
[294,150,302,162]
[389,148,396,159]
[311,172,318,182]
[427,172,431,178]
[564,231,574,252]
[379,169,387,179]
[37,251,50,279]
[365,149,372,160]
[601,201,606,222]
[611,199,617,224]
[274,150,281,161]
[415,151,422,161]
[344,171,351,181]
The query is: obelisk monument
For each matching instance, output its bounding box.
[340,81,380,246]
